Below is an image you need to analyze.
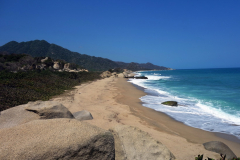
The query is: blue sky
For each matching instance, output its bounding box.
[0,0,240,69]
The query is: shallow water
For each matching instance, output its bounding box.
[129,68,240,139]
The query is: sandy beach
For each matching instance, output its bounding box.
[52,76,240,159]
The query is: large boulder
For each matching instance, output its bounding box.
[53,61,60,69]
[41,57,48,63]
[112,72,117,77]
[73,110,93,121]
[161,101,178,106]
[117,73,125,78]
[0,119,115,160]
[134,76,148,79]
[25,101,74,119]
[0,101,74,129]
[122,72,128,77]
[203,141,237,159]
[101,71,112,78]
[0,104,40,129]
[110,125,175,160]
[128,73,135,77]
[63,63,71,71]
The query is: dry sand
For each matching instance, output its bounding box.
[52,77,240,160]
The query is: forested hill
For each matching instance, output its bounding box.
[0,40,171,71]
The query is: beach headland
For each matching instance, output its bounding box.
[51,76,240,159]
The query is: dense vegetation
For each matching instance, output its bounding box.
[0,53,84,72]
[0,40,171,71]
[0,69,101,111]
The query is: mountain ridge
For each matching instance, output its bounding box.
[0,40,172,71]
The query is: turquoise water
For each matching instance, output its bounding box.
[129,68,240,138]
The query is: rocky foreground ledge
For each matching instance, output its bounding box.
[0,101,175,160]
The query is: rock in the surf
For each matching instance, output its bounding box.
[203,141,237,159]
[161,101,178,106]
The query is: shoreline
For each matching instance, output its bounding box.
[114,78,240,156]
[129,79,240,144]
[51,77,240,159]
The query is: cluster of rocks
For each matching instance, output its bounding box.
[101,69,148,79]
[41,57,88,72]
[100,69,134,78]
[0,53,88,73]
[0,101,176,160]
[100,71,118,78]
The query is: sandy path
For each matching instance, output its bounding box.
[52,77,240,160]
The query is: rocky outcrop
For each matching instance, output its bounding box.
[101,71,112,78]
[25,101,74,119]
[73,110,93,121]
[122,72,128,77]
[134,76,148,79]
[64,63,71,70]
[36,63,47,70]
[0,119,115,160]
[0,53,88,72]
[111,72,117,77]
[116,73,123,78]
[161,101,178,106]
[128,73,135,77]
[203,141,237,159]
[41,57,48,63]
[0,104,40,129]
[110,125,175,160]
[0,101,74,129]
[53,61,60,69]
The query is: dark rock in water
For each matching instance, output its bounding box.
[73,110,93,121]
[203,141,237,159]
[161,101,178,106]
[134,76,148,79]
[25,101,74,119]
[125,76,148,79]
[125,76,135,78]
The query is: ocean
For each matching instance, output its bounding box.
[129,68,240,139]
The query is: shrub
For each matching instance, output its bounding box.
[0,70,101,111]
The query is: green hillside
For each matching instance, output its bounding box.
[0,40,171,71]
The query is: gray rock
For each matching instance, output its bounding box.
[41,57,49,63]
[101,71,112,78]
[73,110,93,121]
[128,73,135,77]
[203,141,237,159]
[122,72,128,77]
[0,119,115,160]
[25,101,74,119]
[63,63,71,71]
[117,73,125,78]
[161,101,178,106]
[0,104,40,129]
[110,125,175,160]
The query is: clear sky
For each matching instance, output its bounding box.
[0,0,240,69]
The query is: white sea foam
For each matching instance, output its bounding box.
[129,72,240,139]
